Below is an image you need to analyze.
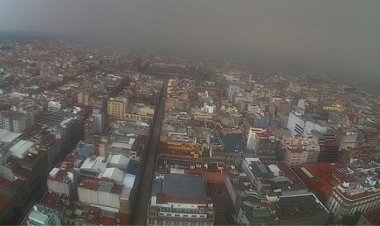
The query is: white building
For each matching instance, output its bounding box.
[76,153,136,213]
[247,127,264,151]
[327,177,380,221]
[287,111,327,136]
[47,101,62,112]
[26,205,61,226]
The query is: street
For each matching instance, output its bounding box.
[131,79,167,225]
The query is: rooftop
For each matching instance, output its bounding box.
[277,194,329,222]
[162,173,207,201]
[220,134,245,153]
[244,158,308,194]
[0,129,21,143]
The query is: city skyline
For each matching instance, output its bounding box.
[1,0,379,92]
[1,1,380,225]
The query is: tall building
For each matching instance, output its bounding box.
[313,131,339,163]
[281,136,320,166]
[84,109,106,144]
[35,111,84,166]
[246,127,279,159]
[58,118,84,158]
[284,148,309,167]
[77,92,90,105]
[107,97,128,120]
[0,105,41,132]
[147,173,215,226]
[287,111,327,136]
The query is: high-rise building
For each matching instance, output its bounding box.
[246,127,279,159]
[107,97,128,120]
[0,105,41,133]
[281,136,320,166]
[77,92,90,105]
[313,131,339,163]
[287,111,327,137]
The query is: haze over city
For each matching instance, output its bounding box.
[1,0,379,91]
[1,1,380,226]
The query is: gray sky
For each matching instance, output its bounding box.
[0,0,379,86]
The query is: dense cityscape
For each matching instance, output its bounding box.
[0,35,379,226]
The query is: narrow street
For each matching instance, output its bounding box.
[131,80,167,225]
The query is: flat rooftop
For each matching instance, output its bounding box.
[220,135,245,153]
[162,173,207,201]
[277,194,329,222]
[0,129,22,143]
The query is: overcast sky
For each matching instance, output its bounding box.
[0,0,379,86]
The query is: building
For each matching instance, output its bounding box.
[107,97,128,120]
[147,173,215,226]
[281,136,320,166]
[92,109,106,133]
[0,105,41,132]
[246,127,279,159]
[287,111,327,136]
[0,137,49,224]
[235,198,275,225]
[37,133,62,170]
[46,154,77,202]
[58,117,84,158]
[277,194,329,225]
[327,176,380,221]
[47,101,62,112]
[241,158,308,198]
[36,192,127,225]
[77,92,90,105]
[313,131,339,163]
[23,204,61,226]
[77,153,137,214]
[84,109,106,144]
[295,162,344,203]
[235,193,329,225]
[35,110,85,161]
[284,148,309,167]
[339,131,358,151]
[358,208,380,225]
[296,161,380,222]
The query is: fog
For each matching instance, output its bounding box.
[0,0,379,89]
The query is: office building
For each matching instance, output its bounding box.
[107,97,128,120]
